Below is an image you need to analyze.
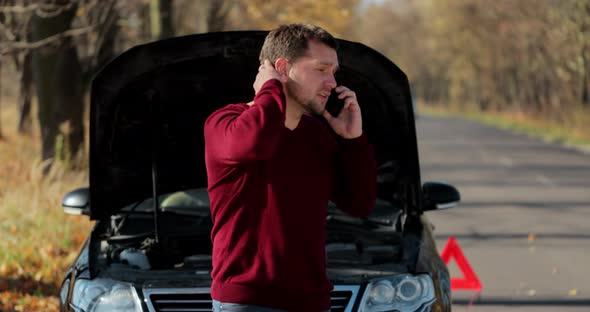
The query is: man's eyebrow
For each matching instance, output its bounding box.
[318,62,340,72]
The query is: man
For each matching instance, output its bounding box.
[204,24,377,312]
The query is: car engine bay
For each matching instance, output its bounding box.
[98,208,404,273]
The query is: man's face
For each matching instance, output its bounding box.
[284,40,339,115]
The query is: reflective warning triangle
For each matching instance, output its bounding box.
[440,236,482,292]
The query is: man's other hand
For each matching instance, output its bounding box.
[253,59,284,95]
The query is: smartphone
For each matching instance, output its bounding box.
[325,89,345,117]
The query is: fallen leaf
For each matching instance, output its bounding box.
[0,279,8,291]
[528,232,536,242]
[568,289,578,296]
[527,289,536,296]
[0,263,8,275]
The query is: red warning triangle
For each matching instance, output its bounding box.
[440,236,482,292]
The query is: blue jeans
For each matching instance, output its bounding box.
[212,300,288,312]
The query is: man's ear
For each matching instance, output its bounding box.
[274,58,289,83]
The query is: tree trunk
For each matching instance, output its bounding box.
[0,10,4,140]
[18,52,33,134]
[160,0,174,39]
[207,0,233,32]
[583,73,589,106]
[0,60,3,140]
[581,0,590,107]
[150,0,161,40]
[82,4,119,93]
[582,48,589,106]
[151,0,174,40]
[31,5,84,166]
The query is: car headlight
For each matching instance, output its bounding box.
[69,278,142,312]
[359,274,436,312]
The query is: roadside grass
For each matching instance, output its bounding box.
[0,99,92,312]
[418,103,590,152]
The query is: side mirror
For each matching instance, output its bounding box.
[422,182,460,211]
[62,187,90,215]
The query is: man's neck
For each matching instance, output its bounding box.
[285,98,304,130]
[249,86,305,130]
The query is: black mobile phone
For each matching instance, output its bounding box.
[325,89,345,117]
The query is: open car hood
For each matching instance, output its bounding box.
[89,31,422,220]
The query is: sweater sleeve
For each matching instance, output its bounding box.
[331,135,377,217]
[204,79,286,164]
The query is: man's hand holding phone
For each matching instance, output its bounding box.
[323,86,363,139]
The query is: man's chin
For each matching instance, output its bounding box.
[305,102,325,116]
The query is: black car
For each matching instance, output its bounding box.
[59,31,460,312]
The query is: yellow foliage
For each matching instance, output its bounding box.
[0,99,92,312]
[229,0,360,37]
[358,0,590,129]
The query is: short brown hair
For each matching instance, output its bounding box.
[259,23,338,65]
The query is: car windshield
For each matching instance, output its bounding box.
[122,188,401,225]
[121,188,210,217]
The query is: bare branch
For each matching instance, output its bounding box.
[0,24,95,55]
[0,3,40,14]
[92,0,116,53]
[0,2,74,18]
[0,19,17,40]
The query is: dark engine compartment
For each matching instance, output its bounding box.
[99,207,404,272]
[102,213,213,270]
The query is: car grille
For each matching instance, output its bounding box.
[144,286,359,312]
[149,292,212,311]
[329,290,353,312]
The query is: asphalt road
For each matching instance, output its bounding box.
[416,115,590,312]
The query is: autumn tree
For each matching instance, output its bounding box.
[150,0,174,39]
[0,0,120,169]
[229,0,359,37]
[0,0,362,167]
[0,1,34,134]
[357,0,590,127]
[31,1,85,166]
[557,0,590,107]
[170,0,359,37]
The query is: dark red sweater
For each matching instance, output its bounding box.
[204,79,376,311]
